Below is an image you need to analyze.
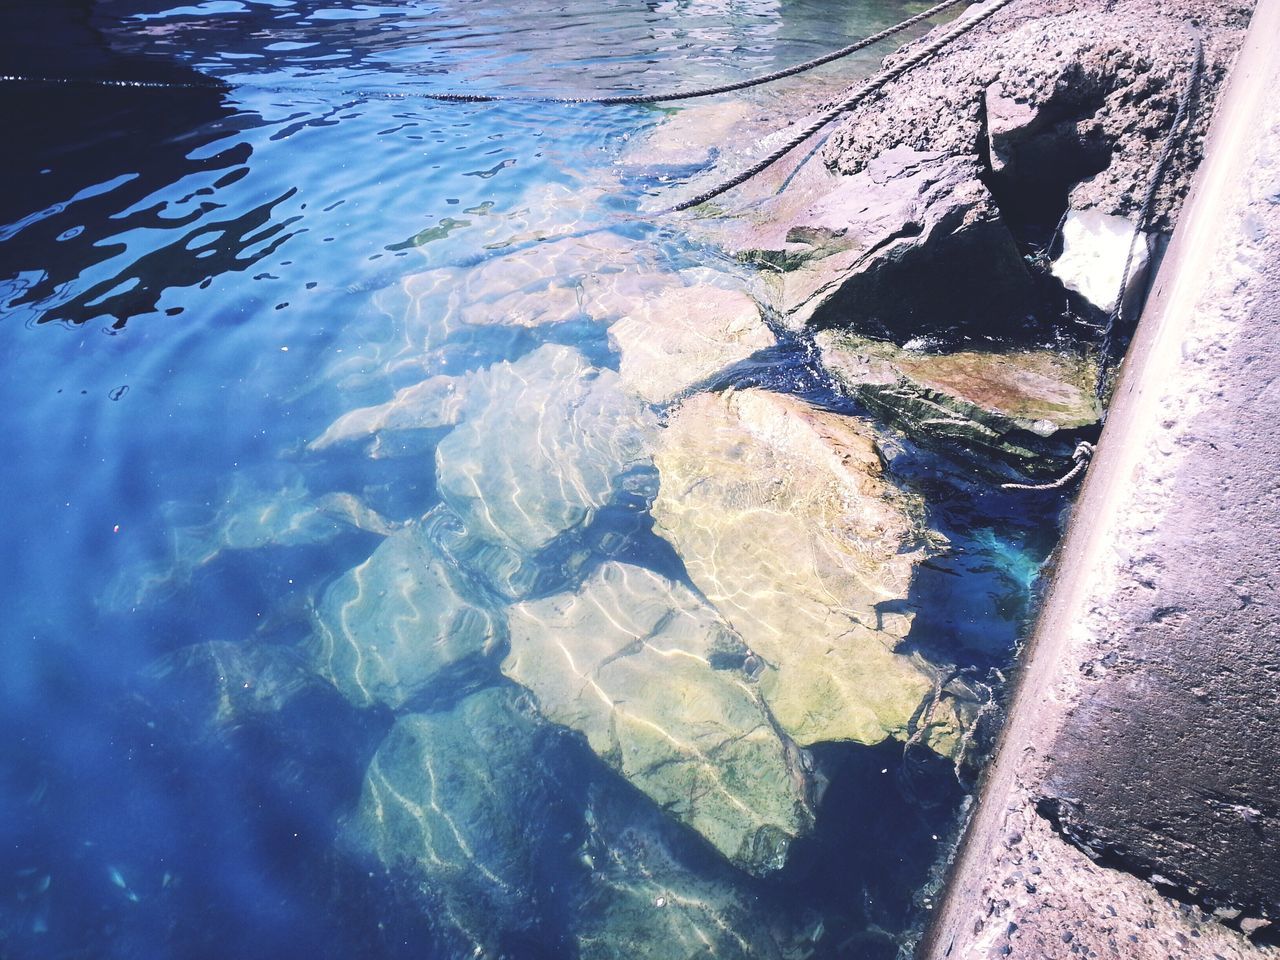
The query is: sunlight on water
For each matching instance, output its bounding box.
[1,2,1057,958]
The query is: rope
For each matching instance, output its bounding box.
[670,0,1017,212]
[0,0,971,108]
[1000,440,1095,491]
[1095,34,1204,405]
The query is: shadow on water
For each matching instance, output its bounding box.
[0,1,254,328]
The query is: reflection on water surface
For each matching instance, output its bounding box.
[1,2,1059,958]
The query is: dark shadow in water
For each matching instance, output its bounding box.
[0,0,250,328]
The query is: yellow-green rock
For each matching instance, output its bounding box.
[505,561,813,876]
[652,388,945,750]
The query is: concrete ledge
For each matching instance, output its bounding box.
[922,0,1280,956]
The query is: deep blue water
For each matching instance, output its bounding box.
[1,2,1064,958]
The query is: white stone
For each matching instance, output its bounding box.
[1052,208,1152,314]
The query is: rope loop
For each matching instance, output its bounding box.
[1000,441,1095,492]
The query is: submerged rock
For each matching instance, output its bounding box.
[619,100,760,174]
[142,640,322,732]
[652,388,953,750]
[608,271,776,404]
[309,523,503,710]
[573,781,815,960]
[399,230,656,336]
[103,477,401,610]
[505,561,813,876]
[349,688,565,957]
[434,344,657,596]
[309,374,468,452]
[816,331,1101,478]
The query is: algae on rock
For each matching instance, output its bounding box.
[505,561,814,876]
[309,522,503,710]
[652,388,954,751]
[816,330,1101,478]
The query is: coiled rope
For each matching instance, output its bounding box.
[1095,34,1204,406]
[0,0,969,107]
[1000,440,1095,491]
[669,0,1016,212]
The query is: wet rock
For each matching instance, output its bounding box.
[700,148,1035,336]
[434,344,657,595]
[1052,208,1153,316]
[651,388,956,751]
[573,780,814,960]
[308,522,503,710]
[103,477,401,610]
[349,688,566,958]
[608,270,776,404]
[309,374,468,451]
[619,100,760,174]
[816,331,1101,478]
[505,561,813,876]
[824,2,1244,234]
[400,230,656,335]
[143,640,322,731]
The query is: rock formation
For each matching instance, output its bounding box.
[608,270,776,404]
[652,388,963,753]
[505,561,814,875]
[308,523,503,710]
[816,330,1100,478]
[434,343,657,597]
[348,688,562,957]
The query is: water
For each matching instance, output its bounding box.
[0,2,1064,958]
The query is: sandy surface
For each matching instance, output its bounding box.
[921,0,1280,956]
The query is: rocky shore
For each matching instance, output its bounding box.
[108,0,1266,956]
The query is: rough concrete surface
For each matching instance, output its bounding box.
[923,0,1280,956]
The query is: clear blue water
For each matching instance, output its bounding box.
[0,2,1064,958]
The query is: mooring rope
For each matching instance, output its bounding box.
[670,0,1016,212]
[1000,440,1095,491]
[0,0,970,107]
[1095,34,1205,405]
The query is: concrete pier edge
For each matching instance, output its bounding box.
[921,0,1280,956]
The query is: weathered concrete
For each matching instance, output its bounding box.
[923,1,1280,956]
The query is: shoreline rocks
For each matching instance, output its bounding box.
[505,561,814,876]
[651,388,961,752]
[816,330,1101,478]
[608,271,776,404]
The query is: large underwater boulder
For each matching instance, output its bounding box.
[433,344,657,598]
[572,781,817,960]
[348,688,566,958]
[816,331,1101,479]
[608,271,776,405]
[309,373,469,452]
[308,522,503,710]
[652,388,962,753]
[505,561,814,876]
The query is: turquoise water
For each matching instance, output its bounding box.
[1,2,1062,958]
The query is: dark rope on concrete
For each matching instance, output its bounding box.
[1095,34,1205,406]
[669,0,1017,213]
[0,0,970,107]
